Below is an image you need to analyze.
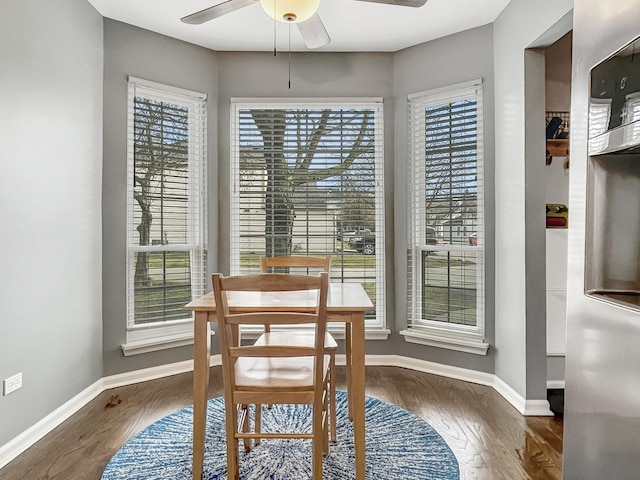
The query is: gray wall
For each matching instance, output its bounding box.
[545,32,572,112]
[0,0,103,446]
[564,0,640,477]
[391,25,497,372]
[102,20,219,375]
[492,0,572,399]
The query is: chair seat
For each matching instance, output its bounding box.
[254,331,338,350]
[235,355,331,390]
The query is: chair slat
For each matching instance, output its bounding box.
[261,255,331,273]
[222,273,323,292]
[230,345,316,358]
[226,312,318,325]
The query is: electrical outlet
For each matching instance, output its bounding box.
[3,372,22,396]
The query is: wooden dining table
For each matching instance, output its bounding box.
[185,281,374,480]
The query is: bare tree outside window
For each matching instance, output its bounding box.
[232,103,385,327]
[243,108,375,258]
[128,92,206,326]
[133,98,189,287]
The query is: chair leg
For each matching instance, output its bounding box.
[345,323,353,422]
[312,401,325,479]
[255,403,262,446]
[329,352,337,443]
[225,401,240,480]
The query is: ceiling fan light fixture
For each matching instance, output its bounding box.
[259,0,320,23]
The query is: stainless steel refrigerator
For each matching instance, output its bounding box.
[565,1,640,478]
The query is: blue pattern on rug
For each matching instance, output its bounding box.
[101,391,459,479]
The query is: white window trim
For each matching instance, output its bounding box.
[122,320,216,356]
[229,98,386,331]
[399,328,489,355]
[123,77,207,354]
[404,79,488,355]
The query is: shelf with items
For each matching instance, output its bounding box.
[547,139,569,157]
[546,203,568,228]
[546,111,570,160]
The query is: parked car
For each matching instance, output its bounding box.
[425,226,440,255]
[336,229,358,242]
[349,229,376,255]
[347,227,439,255]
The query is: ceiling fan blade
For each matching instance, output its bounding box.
[181,0,258,24]
[297,13,331,49]
[355,0,428,7]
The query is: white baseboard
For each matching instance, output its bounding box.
[0,379,104,470]
[101,356,222,390]
[0,353,551,470]
[363,354,495,387]
[366,355,552,416]
[493,375,553,416]
[523,399,554,416]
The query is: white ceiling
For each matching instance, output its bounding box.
[87,0,511,52]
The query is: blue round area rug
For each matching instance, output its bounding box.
[101,391,459,479]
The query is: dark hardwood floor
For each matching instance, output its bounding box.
[0,366,563,480]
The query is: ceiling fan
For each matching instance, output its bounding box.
[181,0,428,49]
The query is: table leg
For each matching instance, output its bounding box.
[193,312,211,480]
[351,313,366,480]
[345,322,353,421]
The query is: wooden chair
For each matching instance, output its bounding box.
[212,272,331,480]
[261,255,331,274]
[258,256,338,442]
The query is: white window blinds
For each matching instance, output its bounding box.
[407,80,485,337]
[230,99,385,328]
[126,77,207,328]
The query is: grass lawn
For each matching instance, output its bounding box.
[240,252,377,269]
[136,250,385,324]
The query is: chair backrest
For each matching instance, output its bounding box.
[261,256,331,274]
[260,257,330,334]
[212,272,329,390]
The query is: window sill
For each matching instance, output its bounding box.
[240,327,391,341]
[123,324,390,356]
[122,322,215,356]
[399,329,490,355]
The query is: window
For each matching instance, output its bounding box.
[403,80,488,354]
[230,99,386,332]
[124,77,207,354]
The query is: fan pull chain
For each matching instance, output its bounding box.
[288,23,291,89]
[273,0,277,56]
